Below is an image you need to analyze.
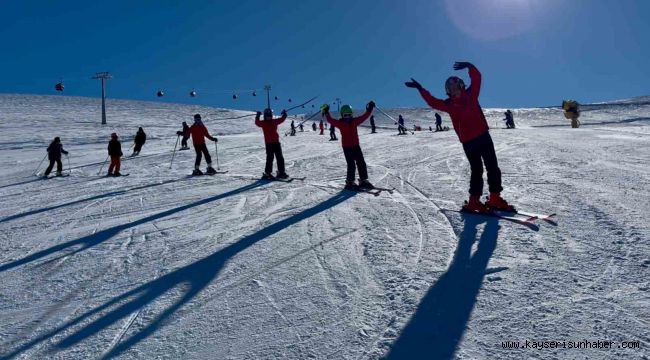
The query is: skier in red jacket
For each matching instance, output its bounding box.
[323,101,375,189]
[405,62,513,212]
[189,114,218,175]
[255,108,289,179]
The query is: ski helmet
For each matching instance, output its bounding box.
[445,76,466,96]
[194,114,202,120]
[340,105,353,117]
[54,136,60,142]
[263,108,273,119]
[111,132,118,139]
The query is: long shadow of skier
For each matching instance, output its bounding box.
[0,180,267,273]
[2,190,356,360]
[0,178,187,224]
[385,215,499,360]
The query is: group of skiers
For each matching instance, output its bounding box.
[42,61,516,213]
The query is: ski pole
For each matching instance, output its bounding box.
[66,154,71,176]
[34,153,47,176]
[214,141,220,170]
[170,135,180,169]
[98,155,109,175]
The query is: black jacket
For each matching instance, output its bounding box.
[108,139,123,157]
[47,142,68,160]
[134,130,146,145]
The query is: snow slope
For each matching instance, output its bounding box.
[0,94,648,359]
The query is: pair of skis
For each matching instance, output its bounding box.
[455,204,557,226]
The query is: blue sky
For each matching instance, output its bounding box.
[1,0,649,111]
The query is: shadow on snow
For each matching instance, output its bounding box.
[2,189,356,359]
[386,214,500,360]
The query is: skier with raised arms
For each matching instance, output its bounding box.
[405,61,514,212]
[322,101,376,190]
[255,108,289,179]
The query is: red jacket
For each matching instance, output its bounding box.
[255,113,287,144]
[325,111,371,148]
[417,65,489,143]
[189,122,216,145]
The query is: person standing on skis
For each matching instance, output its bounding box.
[43,137,68,177]
[405,61,513,212]
[107,132,123,176]
[255,108,289,179]
[397,115,407,135]
[319,119,325,135]
[322,101,376,189]
[435,113,443,131]
[177,121,191,150]
[189,114,218,175]
[370,115,377,133]
[132,127,146,156]
[329,120,338,141]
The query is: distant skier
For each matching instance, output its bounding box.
[562,100,580,128]
[329,121,338,141]
[322,101,375,189]
[312,122,317,132]
[504,110,515,129]
[176,121,190,150]
[189,114,218,175]
[319,119,324,135]
[299,123,304,132]
[290,120,296,136]
[43,137,68,177]
[370,115,377,133]
[405,61,513,212]
[107,133,123,177]
[398,115,407,135]
[435,112,443,131]
[255,108,289,179]
[131,127,146,156]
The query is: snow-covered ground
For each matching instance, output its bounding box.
[0,94,648,359]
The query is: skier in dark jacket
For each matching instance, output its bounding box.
[177,122,191,150]
[43,137,68,177]
[189,114,218,175]
[132,127,146,156]
[435,113,443,131]
[255,108,289,179]
[406,61,513,212]
[504,110,515,129]
[329,120,338,140]
[290,120,296,136]
[107,133,123,176]
[323,101,375,189]
[312,122,317,132]
[398,115,407,135]
[370,115,376,133]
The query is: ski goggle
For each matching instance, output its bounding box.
[342,113,353,118]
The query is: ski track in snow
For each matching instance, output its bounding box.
[0,94,649,359]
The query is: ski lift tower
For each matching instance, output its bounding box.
[92,72,112,125]
[264,84,271,109]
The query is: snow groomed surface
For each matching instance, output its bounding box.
[0,94,648,359]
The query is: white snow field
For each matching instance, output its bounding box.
[0,94,648,359]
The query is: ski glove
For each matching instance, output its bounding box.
[256,111,262,117]
[366,101,376,111]
[404,78,423,90]
[453,62,472,70]
[281,109,287,116]
[321,104,330,115]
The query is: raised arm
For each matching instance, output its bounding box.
[274,111,288,125]
[324,112,340,128]
[454,62,481,100]
[405,78,450,112]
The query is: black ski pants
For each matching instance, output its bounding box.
[462,132,503,196]
[194,143,212,167]
[436,123,443,131]
[134,142,144,153]
[343,145,368,183]
[44,158,63,176]
[181,136,189,148]
[265,142,285,175]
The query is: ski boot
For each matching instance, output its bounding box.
[261,172,275,180]
[358,179,374,189]
[106,171,113,177]
[344,180,359,190]
[486,193,516,212]
[113,171,122,177]
[206,166,217,175]
[192,168,204,176]
[276,172,290,180]
[462,195,489,213]
[55,171,63,177]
